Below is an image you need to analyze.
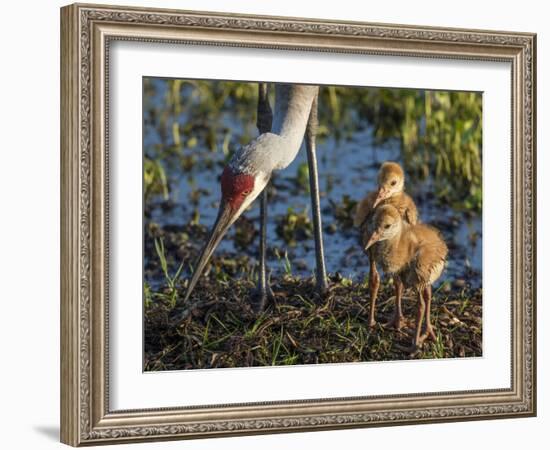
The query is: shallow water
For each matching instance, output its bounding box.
[144,79,482,289]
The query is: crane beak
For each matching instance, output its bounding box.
[372,188,388,208]
[183,201,237,303]
[364,230,381,251]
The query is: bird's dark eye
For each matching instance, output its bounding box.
[384,224,391,229]
[241,190,251,196]
[391,180,397,186]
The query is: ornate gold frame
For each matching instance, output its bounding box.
[60,3,536,446]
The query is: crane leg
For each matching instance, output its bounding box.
[410,288,427,354]
[386,277,405,330]
[305,93,328,295]
[420,286,437,341]
[368,253,380,327]
[252,82,274,312]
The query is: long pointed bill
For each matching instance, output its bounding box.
[183,202,237,303]
[364,230,381,251]
[372,188,389,208]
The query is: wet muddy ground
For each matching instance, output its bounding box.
[144,255,482,370]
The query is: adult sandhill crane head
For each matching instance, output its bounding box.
[373,161,405,208]
[183,138,273,303]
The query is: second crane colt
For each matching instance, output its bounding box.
[354,162,418,328]
[364,205,448,352]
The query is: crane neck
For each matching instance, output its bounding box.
[271,84,318,170]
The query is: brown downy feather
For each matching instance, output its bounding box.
[397,224,448,289]
[372,211,448,289]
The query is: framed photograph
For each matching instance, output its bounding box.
[60,3,536,446]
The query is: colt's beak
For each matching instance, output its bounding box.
[372,187,389,208]
[183,201,237,303]
[364,230,381,251]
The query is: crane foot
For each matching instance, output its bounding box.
[315,278,329,297]
[420,325,437,342]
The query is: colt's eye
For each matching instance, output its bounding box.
[391,180,397,186]
[384,224,391,229]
